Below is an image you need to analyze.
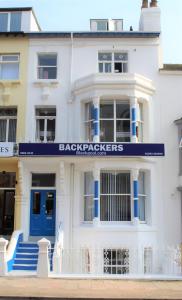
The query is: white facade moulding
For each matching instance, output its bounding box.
[0,81,21,102]
[72,73,155,101]
[33,80,59,101]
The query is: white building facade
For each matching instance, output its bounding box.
[0,0,182,276]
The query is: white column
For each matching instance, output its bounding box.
[37,238,50,278]
[130,97,138,143]
[57,161,65,231]
[132,169,139,226]
[93,96,100,143]
[0,238,8,276]
[93,168,100,226]
[18,160,27,237]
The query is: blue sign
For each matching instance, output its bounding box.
[19,143,165,157]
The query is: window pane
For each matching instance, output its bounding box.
[38,67,57,79]
[116,103,130,119]
[114,63,123,73]
[10,12,21,31]
[99,63,103,73]
[0,108,17,116]
[1,63,19,80]
[98,53,112,61]
[0,119,6,141]
[138,172,145,194]
[97,21,108,31]
[116,120,130,142]
[47,119,55,142]
[32,173,56,187]
[100,120,114,142]
[33,192,40,214]
[0,172,16,188]
[114,53,128,61]
[84,172,93,195]
[8,119,17,142]
[123,63,128,73]
[38,54,57,66]
[36,108,56,117]
[100,103,114,118]
[116,172,130,194]
[45,192,54,216]
[36,119,45,142]
[139,196,145,221]
[105,63,112,73]
[2,55,19,62]
[100,172,115,194]
[84,196,93,221]
[0,13,8,32]
[100,195,131,221]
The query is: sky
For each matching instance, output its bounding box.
[0,0,181,63]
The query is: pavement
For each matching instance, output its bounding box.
[1,278,182,299]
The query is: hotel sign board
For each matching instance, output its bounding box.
[19,143,165,157]
[0,143,14,157]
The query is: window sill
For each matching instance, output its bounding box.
[33,79,59,85]
[0,80,21,86]
[79,222,156,232]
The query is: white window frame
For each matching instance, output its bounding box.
[0,108,17,142]
[100,100,131,143]
[0,54,20,80]
[0,12,21,32]
[37,53,57,80]
[84,102,94,142]
[35,108,56,143]
[83,171,94,223]
[103,248,129,275]
[138,171,147,223]
[100,170,131,222]
[98,52,128,73]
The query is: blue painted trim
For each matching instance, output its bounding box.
[133,180,138,218]
[94,181,99,218]
[132,122,136,136]
[94,107,99,137]
[7,232,23,272]
[132,108,136,122]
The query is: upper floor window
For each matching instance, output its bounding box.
[0,108,17,142]
[100,100,130,142]
[98,52,128,73]
[100,171,131,222]
[84,103,94,142]
[96,20,108,31]
[37,54,57,80]
[35,108,56,142]
[0,12,21,32]
[137,103,144,143]
[0,54,19,80]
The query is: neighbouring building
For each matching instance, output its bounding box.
[0,0,182,276]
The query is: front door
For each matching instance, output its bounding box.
[30,190,56,236]
[0,190,15,235]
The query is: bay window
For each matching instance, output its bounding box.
[0,54,19,80]
[35,108,56,142]
[100,171,131,221]
[100,100,130,142]
[0,108,17,142]
[98,52,128,73]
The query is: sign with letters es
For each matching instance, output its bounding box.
[19,143,165,157]
[0,143,14,157]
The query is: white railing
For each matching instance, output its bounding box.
[53,222,64,274]
[53,246,182,277]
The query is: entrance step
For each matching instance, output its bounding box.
[12,242,54,271]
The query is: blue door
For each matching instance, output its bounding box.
[30,190,56,236]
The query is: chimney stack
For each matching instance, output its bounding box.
[150,0,158,7]
[142,0,148,9]
[139,0,161,32]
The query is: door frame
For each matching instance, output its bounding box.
[30,189,56,236]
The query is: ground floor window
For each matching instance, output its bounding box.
[100,171,131,221]
[138,171,147,222]
[84,172,94,222]
[103,249,129,274]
